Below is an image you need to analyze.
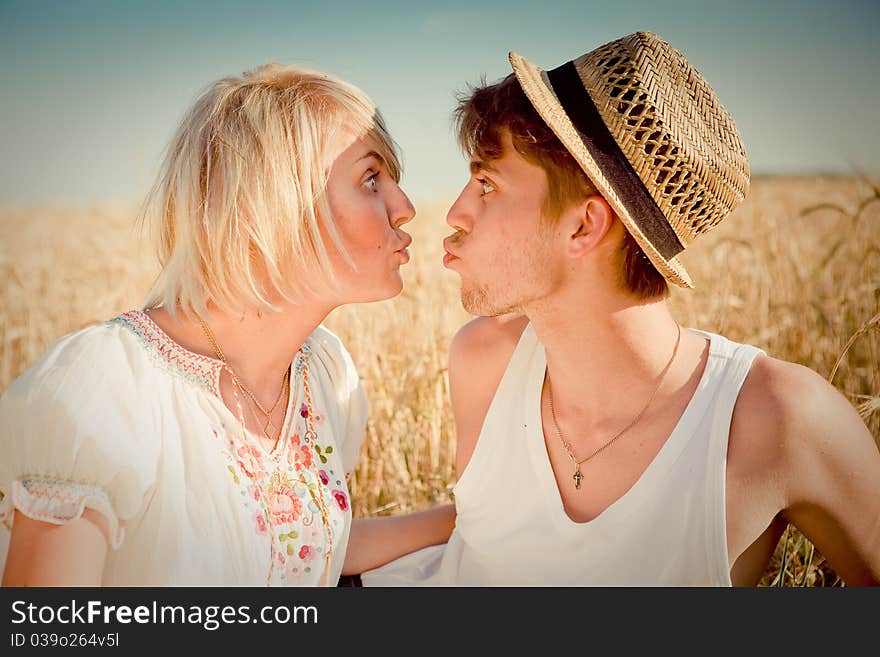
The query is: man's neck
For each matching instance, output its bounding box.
[525,285,688,427]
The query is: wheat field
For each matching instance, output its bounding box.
[1,176,878,586]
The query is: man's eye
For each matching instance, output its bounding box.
[477,178,495,195]
[364,172,379,192]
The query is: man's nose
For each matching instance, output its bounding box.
[446,187,472,232]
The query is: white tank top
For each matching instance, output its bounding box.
[362,324,764,586]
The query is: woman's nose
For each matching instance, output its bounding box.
[393,187,416,227]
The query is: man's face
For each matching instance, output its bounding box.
[443,132,563,316]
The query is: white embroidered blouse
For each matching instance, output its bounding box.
[0,310,368,586]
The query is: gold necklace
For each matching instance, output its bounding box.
[546,324,682,490]
[196,313,335,586]
[195,313,290,444]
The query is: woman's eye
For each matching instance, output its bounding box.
[477,178,495,196]
[364,172,379,192]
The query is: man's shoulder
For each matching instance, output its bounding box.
[729,353,854,474]
[736,354,839,427]
[449,314,530,368]
[447,314,531,478]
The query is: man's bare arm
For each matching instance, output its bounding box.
[738,357,880,585]
[342,504,456,575]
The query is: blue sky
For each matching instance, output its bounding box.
[1,0,878,205]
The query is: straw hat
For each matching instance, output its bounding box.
[509,31,750,288]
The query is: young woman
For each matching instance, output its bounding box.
[0,63,454,586]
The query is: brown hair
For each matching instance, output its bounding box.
[454,73,668,300]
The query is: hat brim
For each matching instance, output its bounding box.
[509,50,694,289]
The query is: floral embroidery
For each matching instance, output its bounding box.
[331,489,348,512]
[212,349,349,585]
[314,444,333,464]
[254,511,268,536]
[291,445,314,472]
[266,484,303,525]
[105,311,350,586]
[236,445,265,480]
[279,529,299,556]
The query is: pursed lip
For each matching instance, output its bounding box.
[394,233,413,254]
[394,233,412,264]
[443,235,459,267]
[442,235,461,260]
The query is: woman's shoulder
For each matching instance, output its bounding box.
[3,313,151,404]
[308,324,349,357]
[305,325,368,474]
[305,325,360,386]
[0,315,164,534]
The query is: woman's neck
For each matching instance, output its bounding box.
[146,299,334,402]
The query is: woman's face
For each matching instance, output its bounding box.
[322,131,415,304]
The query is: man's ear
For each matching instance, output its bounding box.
[565,195,615,258]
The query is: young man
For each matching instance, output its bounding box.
[362,31,880,585]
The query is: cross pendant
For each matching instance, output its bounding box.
[573,467,583,490]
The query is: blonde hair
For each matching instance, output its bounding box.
[141,62,401,318]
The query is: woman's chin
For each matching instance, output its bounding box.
[348,274,404,304]
[379,274,405,300]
